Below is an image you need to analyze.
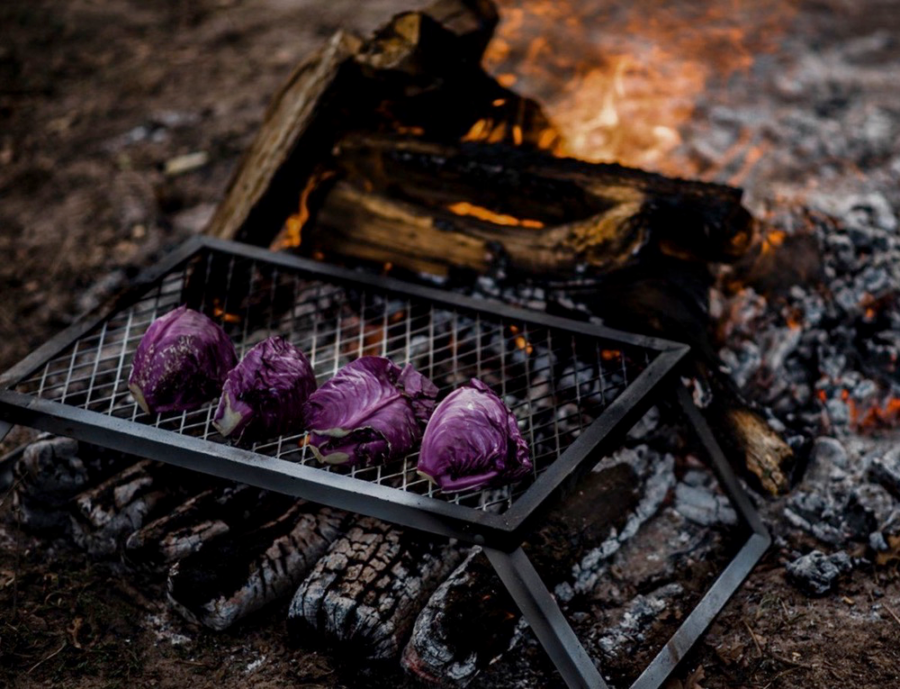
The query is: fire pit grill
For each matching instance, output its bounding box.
[0,236,768,689]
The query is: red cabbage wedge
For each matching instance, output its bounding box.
[304,356,438,467]
[213,336,317,442]
[417,379,532,492]
[128,306,237,415]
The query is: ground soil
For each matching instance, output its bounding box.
[1,1,899,688]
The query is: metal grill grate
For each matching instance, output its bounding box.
[12,243,656,515]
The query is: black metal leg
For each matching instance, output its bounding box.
[483,388,770,689]
[484,546,609,689]
[627,387,770,689]
[675,386,771,541]
[0,420,12,445]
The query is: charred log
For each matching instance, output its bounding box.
[12,437,128,531]
[167,498,348,631]
[555,258,795,494]
[327,134,754,272]
[402,446,675,684]
[124,483,259,571]
[70,460,207,556]
[287,516,465,660]
[305,136,753,278]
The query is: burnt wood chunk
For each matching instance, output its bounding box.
[402,446,675,684]
[167,498,348,631]
[287,516,465,660]
[70,460,205,556]
[124,483,259,571]
[12,437,128,531]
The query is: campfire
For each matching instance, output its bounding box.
[4,1,900,688]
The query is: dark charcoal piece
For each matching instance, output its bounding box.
[288,516,465,660]
[401,548,516,685]
[869,447,900,499]
[785,550,854,596]
[168,498,348,631]
[70,460,206,556]
[12,437,128,531]
[125,484,258,571]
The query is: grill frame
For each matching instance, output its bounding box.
[0,236,688,546]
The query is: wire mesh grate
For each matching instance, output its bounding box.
[14,247,656,515]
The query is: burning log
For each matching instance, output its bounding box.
[304,135,753,277]
[70,460,206,556]
[124,483,257,571]
[402,446,675,684]
[206,0,550,247]
[287,516,465,660]
[167,498,348,631]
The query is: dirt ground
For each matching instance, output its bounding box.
[1,1,899,688]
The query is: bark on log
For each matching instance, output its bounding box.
[287,516,465,660]
[167,498,348,631]
[124,483,257,571]
[70,460,205,556]
[401,445,675,685]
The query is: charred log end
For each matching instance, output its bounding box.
[401,549,518,684]
[168,500,348,630]
[287,517,463,660]
[725,407,793,495]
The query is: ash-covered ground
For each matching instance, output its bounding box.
[2,1,900,688]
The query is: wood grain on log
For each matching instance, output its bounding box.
[204,30,362,242]
[288,516,465,660]
[167,498,348,631]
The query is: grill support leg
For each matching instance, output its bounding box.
[484,545,609,689]
[483,384,770,689]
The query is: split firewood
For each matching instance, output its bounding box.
[287,516,465,660]
[12,437,128,531]
[206,0,558,247]
[303,135,753,277]
[70,460,206,556]
[402,446,675,685]
[204,30,362,244]
[124,483,258,571]
[167,499,348,631]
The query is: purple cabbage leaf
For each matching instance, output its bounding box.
[213,336,317,442]
[128,305,237,415]
[417,378,532,492]
[304,356,438,467]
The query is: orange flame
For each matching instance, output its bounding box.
[212,300,242,324]
[447,201,545,228]
[485,0,797,173]
[271,170,335,250]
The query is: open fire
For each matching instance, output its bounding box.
[5,0,900,687]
